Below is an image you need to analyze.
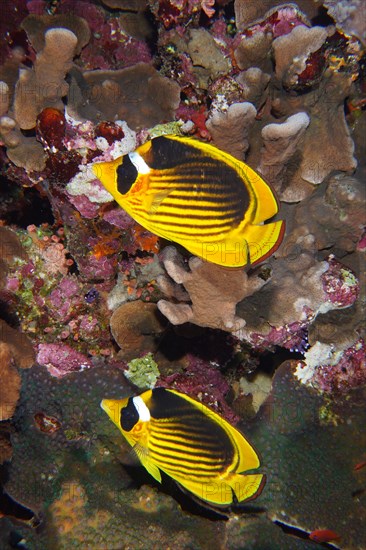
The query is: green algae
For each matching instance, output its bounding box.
[124,352,160,389]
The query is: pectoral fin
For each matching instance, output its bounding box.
[138,454,162,483]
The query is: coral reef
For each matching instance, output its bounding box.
[206,102,257,159]
[68,64,181,131]
[14,28,78,130]
[157,246,266,332]
[258,111,310,200]
[0,321,34,421]
[124,352,160,389]
[0,0,365,547]
[110,300,167,361]
[1,360,365,548]
[1,364,228,549]
[324,0,366,44]
[272,25,331,91]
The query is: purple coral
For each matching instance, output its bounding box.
[321,256,359,307]
[297,338,366,393]
[158,355,239,425]
[36,343,92,378]
[48,276,81,321]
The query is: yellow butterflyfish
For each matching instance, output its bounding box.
[101,387,265,507]
[93,135,284,267]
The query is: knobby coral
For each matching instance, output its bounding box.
[14,28,78,130]
[258,112,310,201]
[157,246,266,332]
[0,321,35,421]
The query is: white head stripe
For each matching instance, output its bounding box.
[133,396,151,422]
[128,152,151,175]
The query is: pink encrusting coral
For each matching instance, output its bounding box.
[295,338,366,393]
[158,354,240,425]
[321,256,359,307]
[36,343,92,378]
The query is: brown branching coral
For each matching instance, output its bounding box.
[272,25,332,90]
[186,29,231,87]
[157,246,266,332]
[0,322,34,421]
[0,115,46,171]
[324,0,366,44]
[235,68,271,109]
[234,1,314,31]
[293,173,365,254]
[157,169,362,351]
[0,81,9,115]
[206,102,257,159]
[0,49,25,105]
[110,301,167,361]
[259,70,357,201]
[0,342,21,421]
[68,63,180,130]
[258,111,310,201]
[14,28,78,130]
[234,31,273,72]
[297,72,357,185]
[21,14,91,56]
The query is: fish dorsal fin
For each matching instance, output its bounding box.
[133,443,162,483]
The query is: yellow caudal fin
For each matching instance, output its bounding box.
[241,163,280,224]
[228,473,265,504]
[170,473,264,506]
[246,220,285,266]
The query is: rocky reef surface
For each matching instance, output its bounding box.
[0,0,365,548]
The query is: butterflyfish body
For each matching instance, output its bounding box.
[101,387,265,506]
[93,136,284,267]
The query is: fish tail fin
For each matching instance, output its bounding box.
[228,473,265,504]
[245,220,285,265]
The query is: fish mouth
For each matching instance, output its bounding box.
[100,398,116,419]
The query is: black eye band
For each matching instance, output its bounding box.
[120,398,139,432]
[116,155,138,195]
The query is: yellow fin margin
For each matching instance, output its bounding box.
[169,472,264,506]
